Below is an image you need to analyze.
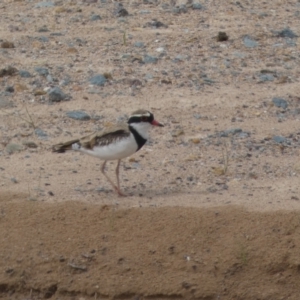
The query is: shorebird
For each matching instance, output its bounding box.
[52,109,164,196]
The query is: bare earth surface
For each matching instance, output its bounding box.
[1,0,300,299]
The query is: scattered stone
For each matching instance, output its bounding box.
[114,3,129,17]
[139,10,150,14]
[217,32,229,42]
[143,55,158,64]
[35,2,55,8]
[259,74,274,82]
[66,111,91,121]
[173,5,188,14]
[90,14,101,21]
[0,98,14,108]
[190,138,200,144]
[37,36,49,43]
[276,28,298,38]
[48,87,69,102]
[144,74,153,81]
[5,86,14,93]
[272,97,288,109]
[243,36,258,48]
[68,262,87,271]
[89,74,107,86]
[14,84,28,92]
[184,154,200,162]
[19,70,32,78]
[219,128,242,137]
[11,177,18,184]
[1,41,15,48]
[33,89,47,96]
[171,126,184,137]
[103,72,113,80]
[22,141,38,148]
[273,136,287,144]
[35,128,48,139]
[144,19,168,28]
[173,54,190,62]
[35,67,49,76]
[0,66,18,77]
[192,2,203,9]
[37,25,49,32]
[46,74,54,83]
[134,41,145,48]
[6,143,23,154]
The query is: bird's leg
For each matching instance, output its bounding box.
[101,161,118,193]
[115,159,126,197]
[101,160,125,197]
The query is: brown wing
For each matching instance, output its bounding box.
[80,126,130,149]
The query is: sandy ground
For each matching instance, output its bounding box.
[1,0,300,299]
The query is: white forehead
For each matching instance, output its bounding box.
[131,111,151,118]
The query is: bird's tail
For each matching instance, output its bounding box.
[52,139,80,153]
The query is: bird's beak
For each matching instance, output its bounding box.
[151,120,164,127]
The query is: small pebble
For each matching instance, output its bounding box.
[48,87,69,102]
[272,97,288,109]
[89,74,107,86]
[66,111,91,121]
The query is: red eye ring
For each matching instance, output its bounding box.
[141,116,148,121]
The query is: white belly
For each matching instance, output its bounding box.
[79,134,138,161]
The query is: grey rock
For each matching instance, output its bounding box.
[66,110,91,121]
[89,74,107,86]
[37,36,49,42]
[219,128,242,137]
[259,74,274,82]
[37,26,49,32]
[6,143,23,154]
[134,41,145,48]
[174,54,189,62]
[0,98,14,108]
[238,132,250,138]
[114,4,129,17]
[273,136,287,144]
[5,86,14,93]
[22,141,38,148]
[35,2,54,8]
[192,3,203,9]
[35,128,48,139]
[48,87,68,102]
[173,5,187,14]
[50,32,64,36]
[276,28,298,38]
[35,67,49,76]
[60,76,71,86]
[90,14,101,21]
[272,97,288,109]
[243,36,258,48]
[143,55,158,64]
[46,74,54,82]
[144,73,153,80]
[11,177,18,184]
[19,70,32,78]
[145,20,167,28]
[139,10,150,14]
[233,51,246,58]
[193,114,201,119]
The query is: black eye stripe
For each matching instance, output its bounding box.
[128,114,154,124]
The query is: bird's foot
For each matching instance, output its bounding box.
[113,186,126,197]
[116,189,126,197]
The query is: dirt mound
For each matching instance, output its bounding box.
[1,198,300,300]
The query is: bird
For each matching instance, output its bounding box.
[52,109,164,196]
